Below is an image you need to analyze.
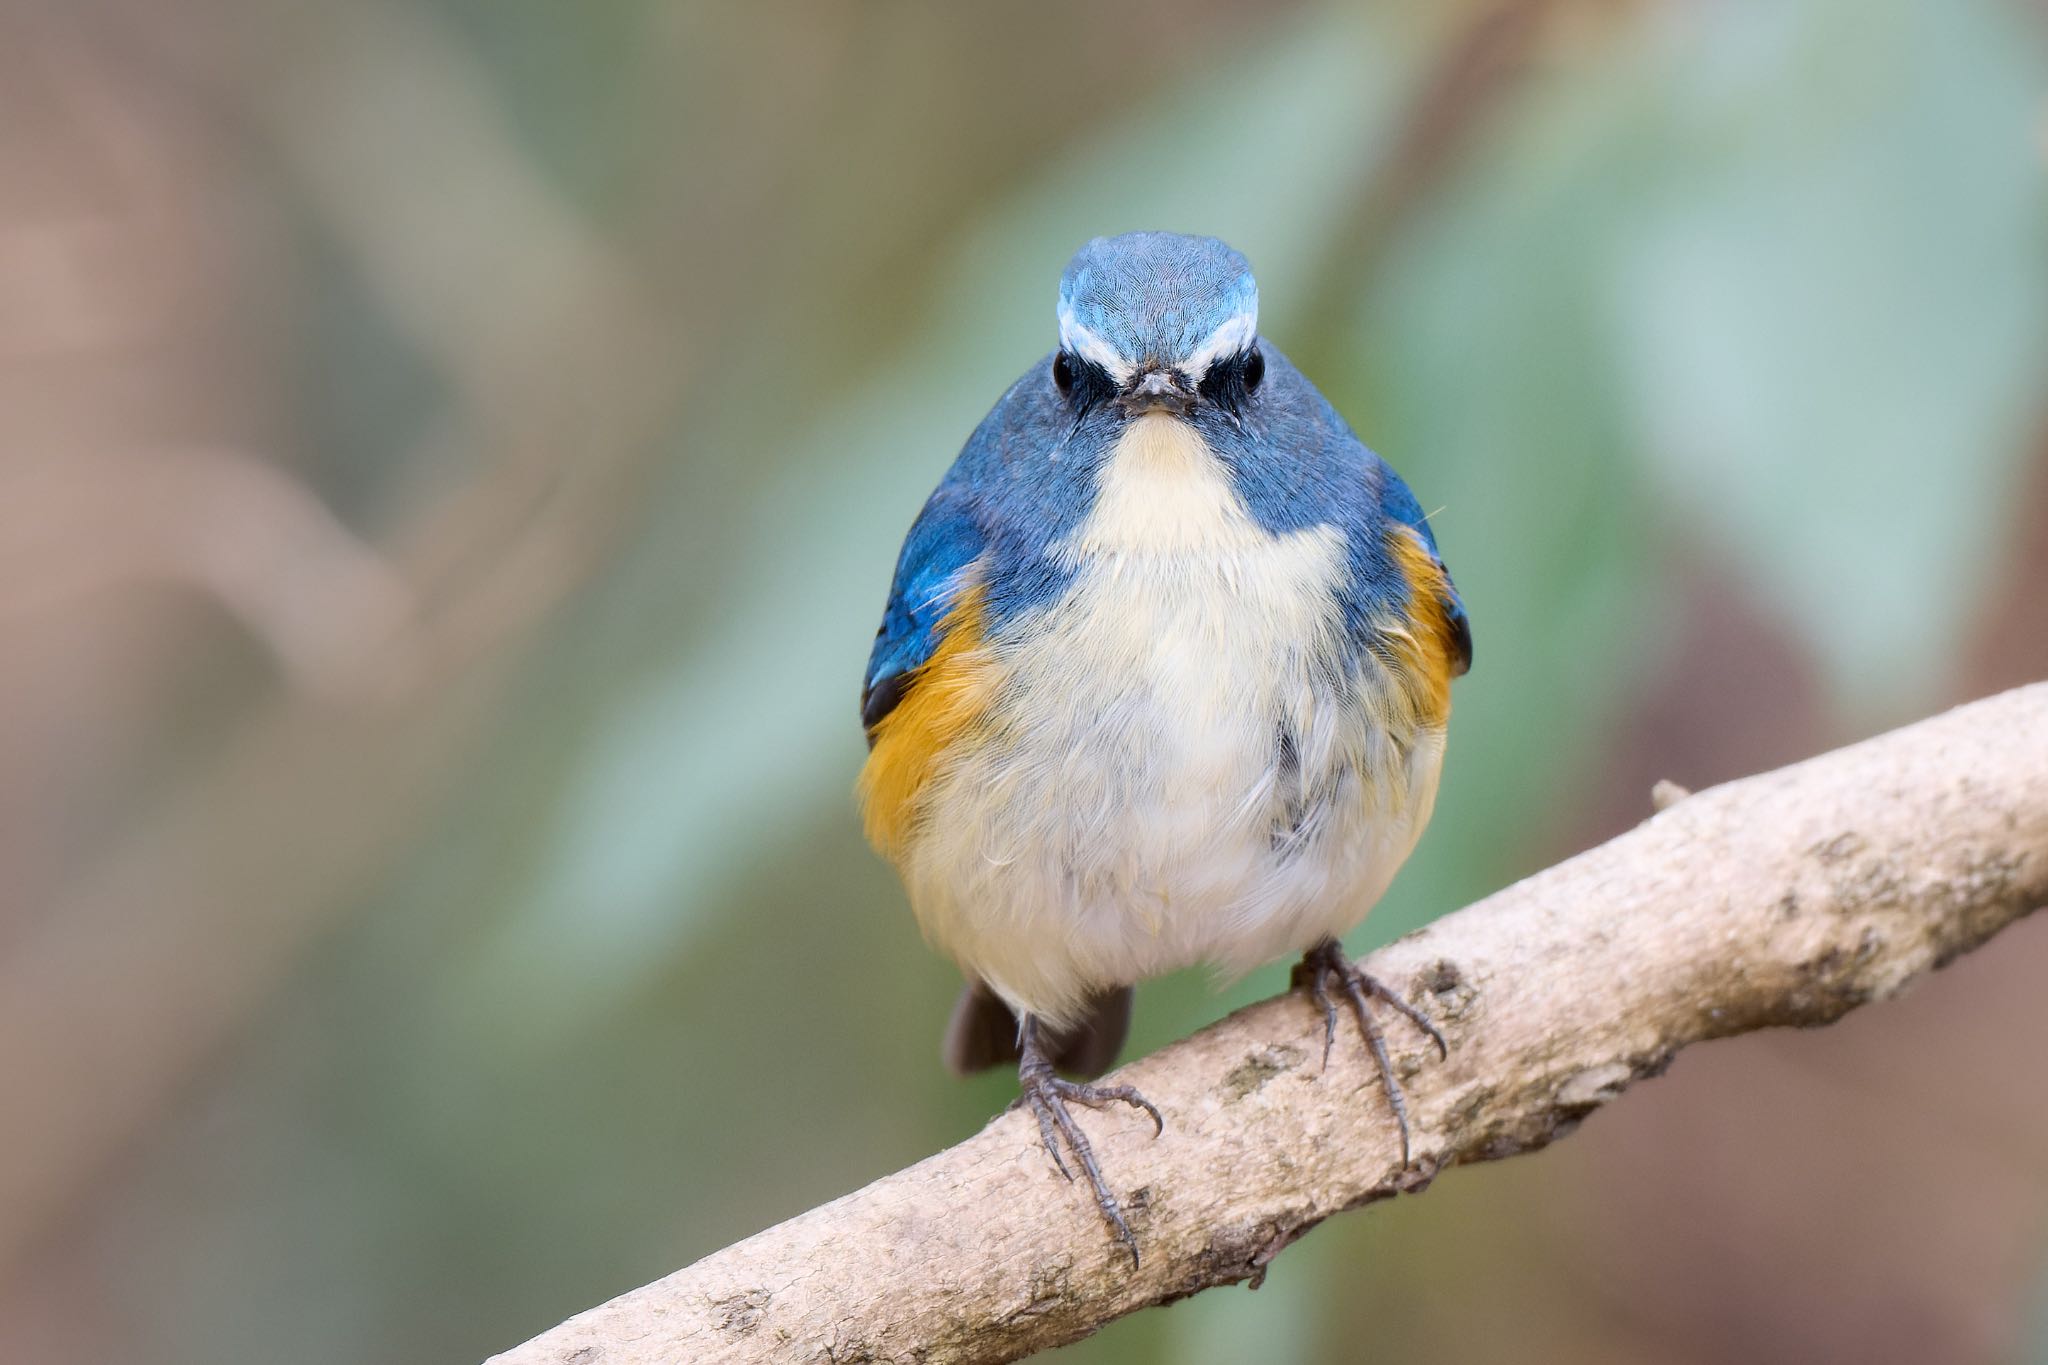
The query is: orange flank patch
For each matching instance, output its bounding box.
[857,585,1000,861]
[1385,527,1463,728]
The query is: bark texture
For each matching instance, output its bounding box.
[489,684,2048,1365]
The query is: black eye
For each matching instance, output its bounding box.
[1052,351,1076,395]
[1242,346,1265,393]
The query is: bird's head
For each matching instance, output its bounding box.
[1053,232,1264,420]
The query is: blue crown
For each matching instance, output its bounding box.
[1055,232,1258,381]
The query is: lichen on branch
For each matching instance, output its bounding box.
[489,684,2048,1365]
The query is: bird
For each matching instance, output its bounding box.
[856,231,1470,1265]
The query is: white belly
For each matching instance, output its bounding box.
[900,416,1444,1027]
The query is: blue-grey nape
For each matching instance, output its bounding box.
[1058,232,1259,374]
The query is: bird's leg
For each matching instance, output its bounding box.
[1013,1014,1164,1268]
[1291,936,1448,1166]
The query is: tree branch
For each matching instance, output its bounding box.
[489,684,2048,1365]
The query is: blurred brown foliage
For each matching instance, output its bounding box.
[0,3,2044,1364]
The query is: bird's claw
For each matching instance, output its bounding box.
[1293,938,1447,1167]
[1016,1021,1162,1269]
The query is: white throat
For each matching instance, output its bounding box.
[1062,415,1301,561]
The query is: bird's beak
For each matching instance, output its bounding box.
[1119,367,1195,417]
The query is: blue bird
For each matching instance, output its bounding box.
[857,231,1470,1263]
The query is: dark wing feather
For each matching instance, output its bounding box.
[861,486,984,742]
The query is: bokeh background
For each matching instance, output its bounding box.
[3,1,2048,1362]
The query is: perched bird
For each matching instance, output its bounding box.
[857,231,1470,1263]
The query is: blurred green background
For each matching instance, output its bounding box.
[3,1,2048,1361]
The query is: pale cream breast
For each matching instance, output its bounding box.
[899,415,1442,1027]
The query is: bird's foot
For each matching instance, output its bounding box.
[1291,937,1448,1166]
[1013,1017,1163,1268]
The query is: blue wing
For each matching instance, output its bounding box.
[861,484,985,738]
[1377,469,1473,676]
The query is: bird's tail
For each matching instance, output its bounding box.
[942,980,1132,1080]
